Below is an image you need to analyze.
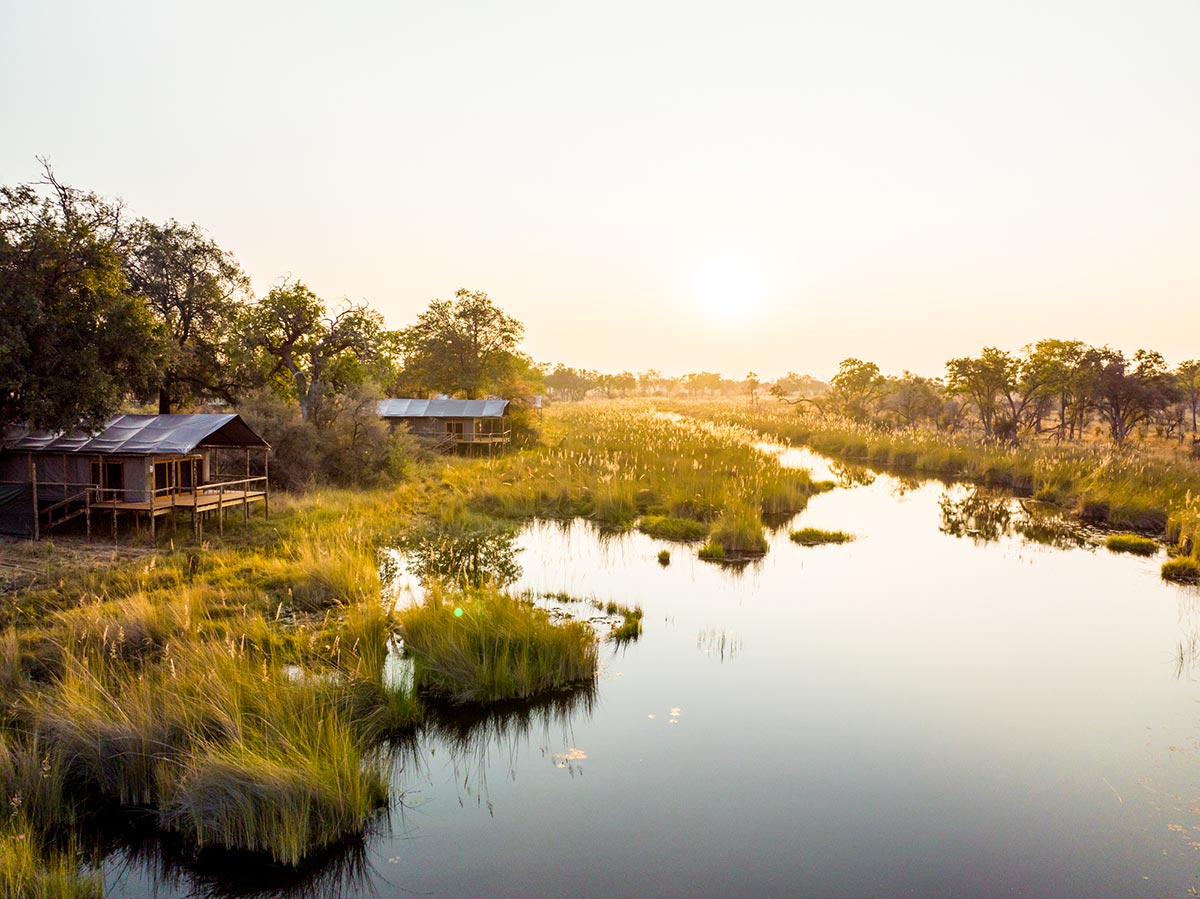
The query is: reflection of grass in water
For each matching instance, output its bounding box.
[95,807,379,899]
[418,687,597,792]
[398,587,598,703]
[697,628,742,662]
[1105,533,1159,556]
[789,527,854,546]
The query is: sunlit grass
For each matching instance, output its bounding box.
[398,586,598,703]
[1104,533,1158,556]
[790,527,854,546]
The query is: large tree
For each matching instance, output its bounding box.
[398,289,524,398]
[0,169,158,430]
[245,280,393,423]
[1177,360,1200,436]
[125,218,251,412]
[1085,347,1179,443]
[829,358,888,422]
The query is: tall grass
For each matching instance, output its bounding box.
[668,400,1200,544]
[398,587,598,703]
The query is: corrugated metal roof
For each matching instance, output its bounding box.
[1,414,270,455]
[377,398,509,418]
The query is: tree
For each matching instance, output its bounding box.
[125,219,251,412]
[946,348,1024,440]
[1086,347,1179,443]
[745,371,761,404]
[245,280,392,423]
[880,372,943,427]
[1023,339,1087,439]
[829,358,888,422]
[398,289,524,398]
[0,167,158,429]
[1177,360,1200,435]
[545,364,594,402]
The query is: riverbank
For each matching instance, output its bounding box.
[657,400,1200,569]
[0,401,822,890]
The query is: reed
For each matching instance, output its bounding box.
[398,587,598,703]
[0,823,102,899]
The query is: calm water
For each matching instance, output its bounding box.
[108,449,1200,898]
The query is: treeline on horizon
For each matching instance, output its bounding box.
[4,165,1198,490]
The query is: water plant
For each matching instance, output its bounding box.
[1162,557,1200,585]
[637,516,709,543]
[790,527,854,546]
[1104,533,1158,556]
[398,587,598,703]
[657,549,670,566]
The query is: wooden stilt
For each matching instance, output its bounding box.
[29,454,39,541]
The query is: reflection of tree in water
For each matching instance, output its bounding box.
[939,487,1088,549]
[397,518,522,588]
[97,810,382,899]
[828,461,875,489]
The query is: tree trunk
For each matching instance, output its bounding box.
[158,385,172,414]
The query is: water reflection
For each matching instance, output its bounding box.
[395,517,521,588]
[939,487,1090,549]
[100,812,380,899]
[417,686,596,791]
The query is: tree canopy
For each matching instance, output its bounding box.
[398,289,524,398]
[0,170,159,430]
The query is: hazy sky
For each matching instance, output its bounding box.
[3,1,1197,380]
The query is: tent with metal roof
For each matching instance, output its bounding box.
[376,398,509,419]
[1,414,269,455]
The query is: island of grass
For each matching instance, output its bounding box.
[698,509,769,563]
[1104,533,1158,556]
[637,515,710,542]
[790,527,854,546]
[1162,557,1200,585]
[397,587,598,703]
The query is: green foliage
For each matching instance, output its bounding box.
[1104,533,1158,556]
[657,549,671,565]
[244,280,395,423]
[398,288,524,398]
[398,587,597,703]
[637,515,709,542]
[790,527,854,545]
[1162,557,1200,585]
[0,170,159,429]
[706,508,769,557]
[125,218,252,412]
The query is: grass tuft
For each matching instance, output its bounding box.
[1104,533,1158,556]
[398,587,598,703]
[1162,557,1200,585]
[790,527,854,546]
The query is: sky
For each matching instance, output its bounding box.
[2,0,1198,381]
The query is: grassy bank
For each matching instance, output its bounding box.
[662,400,1200,573]
[3,403,818,880]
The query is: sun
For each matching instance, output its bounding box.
[690,256,765,323]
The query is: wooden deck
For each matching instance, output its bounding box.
[90,490,267,516]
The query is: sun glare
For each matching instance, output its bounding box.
[690,256,765,323]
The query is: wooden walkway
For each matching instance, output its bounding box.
[90,490,267,516]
